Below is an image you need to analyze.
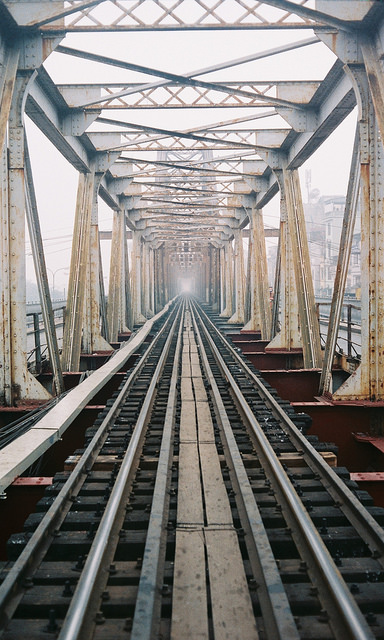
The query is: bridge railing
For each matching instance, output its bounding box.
[26,305,66,373]
[316,301,361,360]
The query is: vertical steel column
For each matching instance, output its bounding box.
[243,207,271,337]
[283,168,321,368]
[267,177,301,352]
[0,138,11,404]
[163,246,169,304]
[24,135,64,395]
[229,227,245,324]
[149,246,155,317]
[131,230,146,324]
[271,236,281,340]
[99,241,109,341]
[62,170,94,372]
[244,233,252,325]
[319,128,360,396]
[5,73,51,402]
[155,245,165,311]
[107,210,130,342]
[211,245,220,312]
[317,28,384,398]
[360,35,384,147]
[208,246,216,309]
[142,241,154,318]
[219,246,226,314]
[334,69,384,400]
[124,226,133,332]
[86,175,112,352]
[33,314,42,374]
[204,253,209,303]
[220,240,233,317]
[0,40,19,155]
[154,248,160,313]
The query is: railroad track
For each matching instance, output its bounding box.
[1,297,384,639]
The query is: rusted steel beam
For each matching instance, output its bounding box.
[319,127,360,396]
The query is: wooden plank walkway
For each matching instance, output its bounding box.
[171,314,258,640]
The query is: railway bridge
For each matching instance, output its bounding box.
[2,2,384,638]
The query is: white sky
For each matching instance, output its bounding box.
[25,22,357,293]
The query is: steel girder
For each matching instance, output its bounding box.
[318,19,384,400]
[0,0,383,404]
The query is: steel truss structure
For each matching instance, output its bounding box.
[0,1,384,406]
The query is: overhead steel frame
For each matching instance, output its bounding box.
[316,12,384,401]
[0,28,59,405]
[0,1,383,405]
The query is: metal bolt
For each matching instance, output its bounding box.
[73,555,85,571]
[62,580,73,597]
[46,609,58,633]
[248,578,258,591]
[23,576,33,589]
[95,611,105,625]
[318,609,329,623]
[124,618,133,631]
[366,612,377,625]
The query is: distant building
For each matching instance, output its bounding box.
[265,191,361,299]
[305,192,361,298]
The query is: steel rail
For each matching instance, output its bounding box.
[57,303,183,640]
[130,303,184,640]
[0,301,179,635]
[191,300,375,640]
[189,304,300,640]
[195,301,384,559]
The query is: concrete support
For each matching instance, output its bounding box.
[220,240,234,318]
[243,207,271,337]
[131,230,146,324]
[107,209,130,342]
[267,179,301,352]
[229,228,245,324]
